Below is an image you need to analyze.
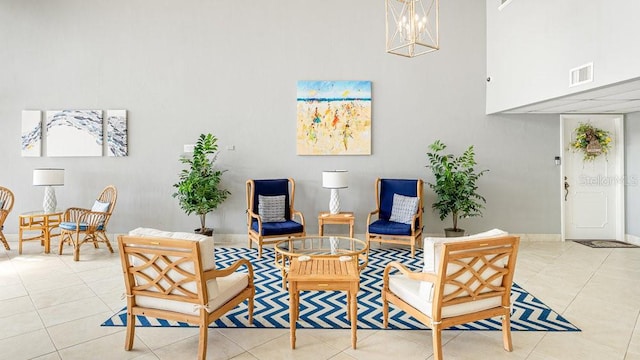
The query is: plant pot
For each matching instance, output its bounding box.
[444,228,465,237]
[195,228,213,236]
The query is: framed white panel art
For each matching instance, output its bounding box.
[21,110,42,157]
[46,110,103,157]
[107,109,128,157]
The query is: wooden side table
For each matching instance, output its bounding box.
[318,211,355,238]
[288,257,360,349]
[18,210,62,254]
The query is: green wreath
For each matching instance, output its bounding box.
[570,122,612,161]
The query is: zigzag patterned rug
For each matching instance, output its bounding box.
[102,247,580,331]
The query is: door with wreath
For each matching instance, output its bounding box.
[561,114,625,241]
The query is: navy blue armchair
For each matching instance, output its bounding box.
[366,178,424,258]
[246,178,305,257]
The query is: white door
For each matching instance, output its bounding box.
[561,114,625,241]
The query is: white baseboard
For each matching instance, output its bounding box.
[513,233,562,242]
[219,233,562,243]
[214,233,247,245]
[422,232,561,241]
[3,232,607,247]
[626,234,640,246]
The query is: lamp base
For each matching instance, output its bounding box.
[329,189,340,214]
[43,186,57,213]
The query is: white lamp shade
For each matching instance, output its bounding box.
[33,168,65,186]
[322,170,348,189]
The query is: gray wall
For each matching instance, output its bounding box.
[626,113,640,236]
[486,0,640,114]
[0,0,561,236]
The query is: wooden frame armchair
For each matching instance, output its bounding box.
[0,186,15,250]
[246,178,305,257]
[59,185,117,261]
[119,231,255,360]
[382,235,520,360]
[366,178,424,258]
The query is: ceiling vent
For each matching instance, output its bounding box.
[569,63,593,87]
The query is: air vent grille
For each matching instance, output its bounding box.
[569,63,593,87]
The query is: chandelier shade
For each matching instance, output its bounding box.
[385,0,439,58]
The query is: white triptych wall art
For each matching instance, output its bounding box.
[21,110,42,157]
[46,110,103,157]
[107,110,128,157]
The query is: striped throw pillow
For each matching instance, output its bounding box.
[258,195,286,222]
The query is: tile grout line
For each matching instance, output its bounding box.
[8,246,62,358]
[622,290,640,359]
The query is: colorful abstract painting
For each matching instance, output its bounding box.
[21,110,42,157]
[46,110,103,157]
[297,80,371,155]
[107,110,128,157]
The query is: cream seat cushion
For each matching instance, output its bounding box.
[126,228,248,315]
[387,229,509,319]
[389,275,502,318]
[135,272,249,316]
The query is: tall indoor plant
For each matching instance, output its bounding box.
[173,133,230,236]
[426,140,488,237]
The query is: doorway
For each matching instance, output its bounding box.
[560,114,625,241]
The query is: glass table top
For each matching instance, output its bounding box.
[20,210,63,216]
[274,236,367,257]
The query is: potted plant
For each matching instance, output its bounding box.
[173,133,230,236]
[426,140,488,237]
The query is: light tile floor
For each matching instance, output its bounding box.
[1,235,640,359]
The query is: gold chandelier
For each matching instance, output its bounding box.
[385,0,439,58]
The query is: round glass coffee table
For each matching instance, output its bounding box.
[274,236,368,287]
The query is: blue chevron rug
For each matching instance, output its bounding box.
[102,247,580,331]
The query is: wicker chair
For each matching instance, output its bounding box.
[0,186,15,250]
[58,185,117,261]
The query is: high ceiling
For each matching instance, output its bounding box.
[503,78,640,114]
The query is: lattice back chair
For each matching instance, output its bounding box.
[119,232,254,360]
[59,185,117,261]
[366,178,424,257]
[246,178,305,257]
[0,186,15,250]
[382,235,520,360]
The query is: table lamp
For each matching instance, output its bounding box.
[322,170,348,214]
[33,168,64,213]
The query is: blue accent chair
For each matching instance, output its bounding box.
[58,185,117,261]
[246,178,305,258]
[366,178,424,258]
